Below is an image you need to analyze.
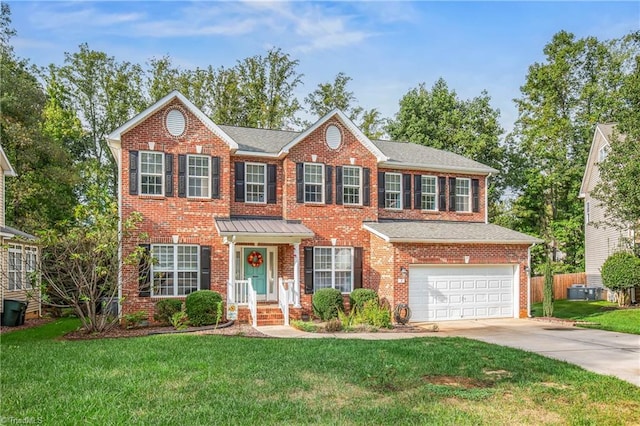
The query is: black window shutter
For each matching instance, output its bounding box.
[200,245,211,290]
[211,156,220,199]
[472,179,480,213]
[267,164,277,204]
[304,246,314,294]
[165,153,174,197]
[325,165,333,204]
[438,177,447,211]
[363,168,371,206]
[449,177,457,212]
[353,247,363,290]
[336,166,343,205]
[138,244,151,297]
[403,174,412,210]
[377,172,385,208]
[414,175,422,210]
[129,151,138,195]
[178,154,187,198]
[296,163,304,203]
[235,162,245,202]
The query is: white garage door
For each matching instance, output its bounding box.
[409,265,515,322]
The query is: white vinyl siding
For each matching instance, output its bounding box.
[304,163,324,203]
[384,173,402,209]
[151,245,199,297]
[421,175,437,211]
[187,155,210,198]
[245,163,266,203]
[140,151,164,196]
[342,166,362,205]
[314,247,354,293]
[455,178,471,212]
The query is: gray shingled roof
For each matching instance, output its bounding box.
[215,217,314,237]
[1,226,36,240]
[217,124,497,174]
[364,221,542,244]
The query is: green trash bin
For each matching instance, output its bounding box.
[1,299,28,327]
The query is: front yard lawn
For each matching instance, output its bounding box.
[1,319,639,425]
[532,300,640,334]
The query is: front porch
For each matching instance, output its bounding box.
[228,279,303,326]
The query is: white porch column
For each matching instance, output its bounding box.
[228,237,236,299]
[293,242,301,307]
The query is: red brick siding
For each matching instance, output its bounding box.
[231,157,284,217]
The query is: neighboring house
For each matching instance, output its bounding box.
[0,144,40,319]
[108,91,540,325]
[579,123,638,302]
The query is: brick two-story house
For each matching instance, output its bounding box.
[108,91,540,325]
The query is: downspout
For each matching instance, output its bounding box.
[484,174,491,224]
[527,244,535,318]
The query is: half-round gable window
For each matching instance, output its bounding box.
[325,125,342,150]
[166,109,186,137]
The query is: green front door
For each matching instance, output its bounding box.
[244,248,267,295]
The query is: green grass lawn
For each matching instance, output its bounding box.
[531,300,640,334]
[1,319,639,425]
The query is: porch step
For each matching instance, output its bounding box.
[238,305,286,326]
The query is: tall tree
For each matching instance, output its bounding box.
[304,72,362,121]
[0,4,78,232]
[507,31,637,273]
[592,32,640,233]
[52,44,146,198]
[387,78,505,215]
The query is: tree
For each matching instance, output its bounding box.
[507,31,637,273]
[592,32,640,231]
[387,78,506,216]
[542,259,554,317]
[38,167,144,333]
[0,4,78,233]
[600,251,640,306]
[305,72,362,121]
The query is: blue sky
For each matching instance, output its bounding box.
[7,1,640,133]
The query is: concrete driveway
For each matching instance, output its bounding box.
[433,318,640,387]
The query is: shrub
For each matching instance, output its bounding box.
[312,288,344,321]
[349,288,378,312]
[170,311,189,330]
[185,290,223,326]
[359,300,392,329]
[601,251,640,306]
[124,311,147,329]
[154,299,183,324]
[325,318,343,332]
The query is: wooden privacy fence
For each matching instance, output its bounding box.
[530,272,586,304]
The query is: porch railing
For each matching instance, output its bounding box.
[229,280,252,305]
[286,278,300,308]
[278,278,290,326]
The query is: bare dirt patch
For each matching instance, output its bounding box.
[423,375,491,389]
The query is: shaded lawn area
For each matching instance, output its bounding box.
[1,319,639,425]
[532,300,640,334]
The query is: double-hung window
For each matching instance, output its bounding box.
[342,166,362,205]
[304,163,324,203]
[245,163,266,203]
[455,178,471,212]
[140,151,164,195]
[313,247,353,293]
[421,176,437,211]
[384,173,402,209]
[151,245,199,296]
[187,155,210,198]
[25,247,37,288]
[8,245,22,290]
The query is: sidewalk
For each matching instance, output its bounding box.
[256,325,436,340]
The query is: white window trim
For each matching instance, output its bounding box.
[385,172,402,210]
[342,166,362,206]
[598,144,610,162]
[139,151,164,196]
[245,162,267,204]
[8,245,22,291]
[150,244,200,297]
[421,175,438,211]
[313,246,354,294]
[187,154,211,199]
[303,162,325,204]
[7,245,37,291]
[456,178,471,213]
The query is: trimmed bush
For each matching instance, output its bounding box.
[350,288,378,312]
[312,288,344,321]
[360,300,392,329]
[185,290,223,326]
[601,251,640,306]
[154,299,183,325]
